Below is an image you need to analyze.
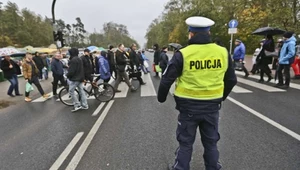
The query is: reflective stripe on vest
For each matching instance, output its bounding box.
[174,44,228,100]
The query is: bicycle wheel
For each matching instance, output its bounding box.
[58,87,80,106]
[131,78,141,90]
[94,83,115,102]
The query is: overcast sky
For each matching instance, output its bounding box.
[2,0,169,47]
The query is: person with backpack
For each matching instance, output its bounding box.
[276,31,296,89]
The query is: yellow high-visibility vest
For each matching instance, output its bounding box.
[174,44,228,100]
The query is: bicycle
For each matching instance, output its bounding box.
[126,66,142,90]
[58,74,115,106]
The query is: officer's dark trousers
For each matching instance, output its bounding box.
[174,112,221,170]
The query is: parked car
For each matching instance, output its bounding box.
[148,49,154,52]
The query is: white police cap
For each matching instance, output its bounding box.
[185,16,215,32]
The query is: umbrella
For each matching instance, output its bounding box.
[252,27,285,36]
[0,48,20,56]
[168,43,182,50]
[98,47,107,52]
[87,46,98,52]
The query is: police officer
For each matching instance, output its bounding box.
[157,16,237,170]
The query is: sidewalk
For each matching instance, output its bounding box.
[0,74,54,108]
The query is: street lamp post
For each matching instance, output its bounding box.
[52,0,56,24]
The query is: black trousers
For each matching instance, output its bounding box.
[110,65,117,79]
[52,74,66,95]
[25,76,44,97]
[278,64,291,86]
[272,58,278,70]
[259,63,272,80]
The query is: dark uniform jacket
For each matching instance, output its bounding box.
[157,33,237,114]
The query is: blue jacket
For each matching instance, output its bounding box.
[233,42,246,60]
[98,55,111,80]
[279,36,296,64]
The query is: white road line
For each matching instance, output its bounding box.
[235,71,300,90]
[66,100,114,170]
[31,87,63,102]
[92,103,105,117]
[228,97,300,141]
[114,82,129,98]
[141,73,157,97]
[49,132,84,170]
[232,85,253,93]
[237,77,286,92]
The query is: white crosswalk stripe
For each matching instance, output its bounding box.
[232,86,253,93]
[235,71,300,90]
[141,73,157,97]
[237,77,286,92]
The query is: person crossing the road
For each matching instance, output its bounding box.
[81,49,95,83]
[108,45,117,80]
[158,16,237,170]
[233,39,249,78]
[51,53,67,97]
[276,31,296,89]
[159,46,169,74]
[1,54,22,97]
[114,44,137,93]
[22,52,50,102]
[97,51,111,83]
[129,44,146,85]
[67,48,89,112]
[153,44,161,77]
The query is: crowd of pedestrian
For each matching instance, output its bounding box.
[232,31,299,89]
[0,43,150,112]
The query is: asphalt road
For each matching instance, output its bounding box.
[0,52,299,170]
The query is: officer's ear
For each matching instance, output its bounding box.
[189,32,195,39]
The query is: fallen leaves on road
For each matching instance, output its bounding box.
[0,100,14,109]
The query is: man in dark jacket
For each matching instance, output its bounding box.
[81,49,94,83]
[51,53,67,96]
[153,44,160,76]
[129,44,146,85]
[1,55,22,97]
[33,52,44,80]
[159,46,169,74]
[108,45,117,79]
[114,44,136,92]
[158,16,237,170]
[67,48,88,112]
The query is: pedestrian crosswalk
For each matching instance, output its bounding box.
[30,71,300,103]
[232,86,252,93]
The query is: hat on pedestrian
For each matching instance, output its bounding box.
[235,39,242,43]
[283,31,294,39]
[185,16,215,32]
[84,49,90,53]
